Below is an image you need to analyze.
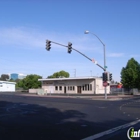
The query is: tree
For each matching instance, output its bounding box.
[48,70,70,78]
[16,74,42,90]
[121,58,140,89]
[0,74,9,81]
[9,79,23,89]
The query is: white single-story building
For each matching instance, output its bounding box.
[0,81,16,92]
[38,77,110,94]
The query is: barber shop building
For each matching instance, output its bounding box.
[38,77,110,94]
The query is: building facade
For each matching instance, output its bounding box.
[0,81,16,92]
[38,77,110,94]
[10,73,18,80]
[10,73,26,80]
[18,74,26,79]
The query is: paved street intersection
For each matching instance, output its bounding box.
[0,93,140,140]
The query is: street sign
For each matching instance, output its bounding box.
[92,59,95,63]
[103,82,108,87]
[92,59,98,64]
[94,61,97,64]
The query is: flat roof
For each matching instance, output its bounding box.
[0,81,16,84]
[38,76,101,81]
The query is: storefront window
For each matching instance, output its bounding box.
[90,84,92,91]
[55,86,58,90]
[59,86,62,90]
[73,86,75,91]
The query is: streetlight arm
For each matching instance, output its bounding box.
[90,32,105,47]
[85,31,106,71]
[91,33,106,71]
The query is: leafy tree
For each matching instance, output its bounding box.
[9,79,22,89]
[121,58,140,89]
[16,74,42,90]
[0,74,9,81]
[48,70,70,78]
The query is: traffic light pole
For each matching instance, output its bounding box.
[48,40,106,71]
[103,44,107,100]
[84,31,108,99]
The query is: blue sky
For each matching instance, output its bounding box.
[0,0,140,82]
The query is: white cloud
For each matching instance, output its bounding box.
[130,54,140,58]
[0,27,103,53]
[107,53,124,57]
[0,27,45,48]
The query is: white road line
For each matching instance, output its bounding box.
[81,119,140,140]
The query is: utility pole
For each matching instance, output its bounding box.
[84,30,108,99]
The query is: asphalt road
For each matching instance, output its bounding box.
[0,93,140,140]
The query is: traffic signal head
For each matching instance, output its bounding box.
[46,40,51,51]
[68,42,72,53]
[109,73,112,81]
[102,72,108,82]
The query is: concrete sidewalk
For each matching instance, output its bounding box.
[13,92,137,101]
[0,92,138,101]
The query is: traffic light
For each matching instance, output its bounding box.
[109,73,112,81]
[46,40,51,51]
[102,72,108,82]
[68,42,72,53]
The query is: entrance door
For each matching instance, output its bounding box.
[49,86,54,93]
[64,86,66,94]
[77,86,81,93]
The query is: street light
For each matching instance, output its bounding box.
[84,30,107,99]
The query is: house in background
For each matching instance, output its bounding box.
[38,77,110,94]
[0,81,16,92]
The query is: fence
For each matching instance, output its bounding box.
[29,89,48,95]
[110,88,140,95]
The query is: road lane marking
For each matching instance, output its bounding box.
[82,119,140,140]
